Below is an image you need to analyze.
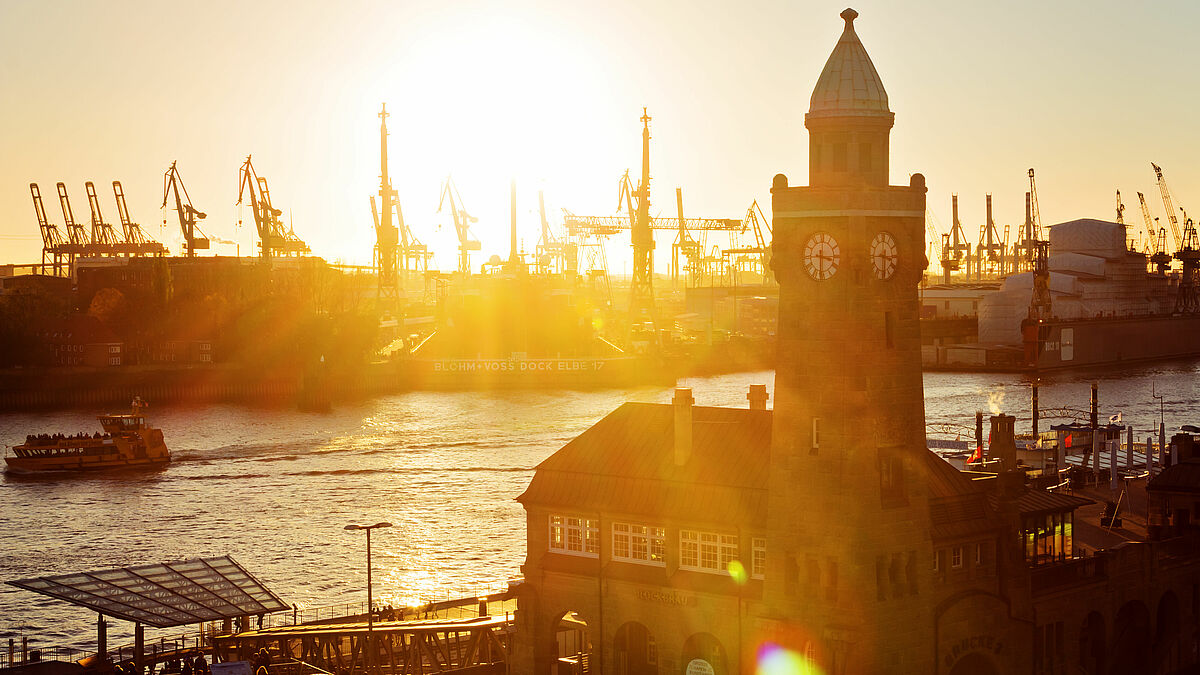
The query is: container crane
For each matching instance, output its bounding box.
[162,161,209,257]
[31,183,72,276]
[1139,192,1172,274]
[437,175,480,275]
[976,194,1003,277]
[941,194,971,282]
[56,182,88,255]
[238,156,310,260]
[112,181,165,256]
[84,181,123,255]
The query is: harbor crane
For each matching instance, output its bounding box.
[720,200,773,283]
[437,175,480,275]
[1153,163,1200,313]
[976,194,1004,277]
[162,161,209,257]
[1115,189,1126,226]
[238,156,310,260]
[84,181,123,254]
[112,181,165,256]
[534,190,574,275]
[670,187,703,287]
[31,183,70,276]
[56,182,88,256]
[940,194,971,282]
[1138,192,1172,274]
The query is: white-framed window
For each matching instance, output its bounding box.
[108,345,120,354]
[612,522,666,566]
[548,515,598,558]
[752,538,767,579]
[951,547,963,569]
[680,529,739,575]
[200,354,212,363]
[108,357,121,366]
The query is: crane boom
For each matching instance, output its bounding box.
[162,161,209,257]
[57,182,86,247]
[112,181,164,255]
[85,181,122,249]
[238,156,309,259]
[1152,162,1185,252]
[437,175,480,274]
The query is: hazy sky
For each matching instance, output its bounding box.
[2,0,1198,271]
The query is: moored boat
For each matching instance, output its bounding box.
[4,397,169,473]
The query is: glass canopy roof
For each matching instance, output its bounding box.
[7,556,288,628]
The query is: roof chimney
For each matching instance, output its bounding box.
[747,385,769,410]
[673,388,694,466]
[990,414,1017,471]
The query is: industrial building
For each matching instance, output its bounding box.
[511,9,1200,674]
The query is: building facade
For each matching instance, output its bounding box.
[512,8,1200,675]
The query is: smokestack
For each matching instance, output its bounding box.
[673,388,694,466]
[990,414,1017,471]
[952,194,959,228]
[747,384,769,410]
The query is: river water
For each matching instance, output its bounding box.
[1,361,1197,652]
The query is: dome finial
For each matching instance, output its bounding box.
[840,8,858,27]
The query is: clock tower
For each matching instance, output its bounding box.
[764,8,934,673]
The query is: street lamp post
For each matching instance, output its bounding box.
[345,522,392,674]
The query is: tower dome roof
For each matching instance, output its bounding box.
[808,8,890,118]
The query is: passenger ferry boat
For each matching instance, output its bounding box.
[5,397,169,473]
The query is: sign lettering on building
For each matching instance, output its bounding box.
[635,589,697,607]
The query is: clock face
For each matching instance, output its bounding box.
[803,232,840,281]
[870,231,898,280]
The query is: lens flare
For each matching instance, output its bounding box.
[728,560,748,585]
[756,642,823,675]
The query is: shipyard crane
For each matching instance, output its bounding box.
[112,182,165,256]
[1152,163,1200,313]
[1152,162,1186,252]
[162,161,209,257]
[238,156,310,260]
[374,103,400,298]
[1139,192,1172,274]
[437,175,480,275]
[629,108,655,320]
[669,187,706,286]
[31,183,70,276]
[84,181,123,255]
[1115,189,1126,226]
[924,208,941,278]
[941,195,971,282]
[719,200,773,283]
[534,190,573,275]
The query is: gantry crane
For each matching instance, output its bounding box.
[162,161,209,257]
[31,183,70,276]
[84,181,123,255]
[1153,163,1200,313]
[56,182,88,259]
[112,182,165,256]
[976,194,1004,277]
[437,175,480,275]
[238,156,310,260]
[1139,191,1172,274]
[1115,189,1126,226]
[941,194,971,282]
